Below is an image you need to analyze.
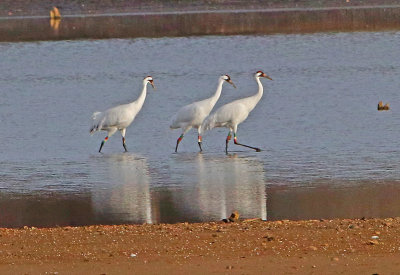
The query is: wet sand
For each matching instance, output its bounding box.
[1,218,400,274]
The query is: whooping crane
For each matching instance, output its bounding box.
[90,76,155,152]
[170,75,236,152]
[201,71,272,154]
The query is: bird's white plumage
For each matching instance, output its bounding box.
[90,76,155,152]
[202,101,250,132]
[91,103,138,133]
[201,71,272,153]
[202,72,270,133]
[170,75,235,152]
[170,75,233,130]
[170,100,209,130]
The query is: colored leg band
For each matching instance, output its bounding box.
[177,135,184,142]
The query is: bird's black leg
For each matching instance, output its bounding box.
[99,136,108,153]
[122,137,128,152]
[175,134,184,152]
[233,133,261,152]
[225,132,232,154]
[198,135,203,152]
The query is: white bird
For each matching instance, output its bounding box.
[90,76,155,152]
[201,71,272,153]
[170,75,236,152]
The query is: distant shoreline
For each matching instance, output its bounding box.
[1,0,400,17]
[1,4,400,42]
[2,4,400,20]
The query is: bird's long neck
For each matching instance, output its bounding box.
[207,79,224,107]
[132,81,148,109]
[245,77,264,112]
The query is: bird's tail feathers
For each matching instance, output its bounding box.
[201,114,217,134]
[169,115,181,130]
[90,126,98,135]
[90,112,103,135]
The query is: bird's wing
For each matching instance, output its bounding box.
[217,101,249,125]
[212,102,237,123]
[170,103,203,128]
[202,102,247,132]
[101,105,132,128]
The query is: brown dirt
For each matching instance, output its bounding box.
[1,217,400,274]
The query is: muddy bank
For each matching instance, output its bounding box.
[0,218,399,274]
[1,5,400,42]
[1,0,400,42]
[0,0,399,17]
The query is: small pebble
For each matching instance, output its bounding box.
[228,211,240,222]
[263,235,275,241]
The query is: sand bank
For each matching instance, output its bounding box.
[0,218,400,274]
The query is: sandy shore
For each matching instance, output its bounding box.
[0,218,399,274]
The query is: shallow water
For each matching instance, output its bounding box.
[1,31,400,227]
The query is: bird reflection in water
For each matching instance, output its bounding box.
[193,153,267,221]
[91,153,153,224]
